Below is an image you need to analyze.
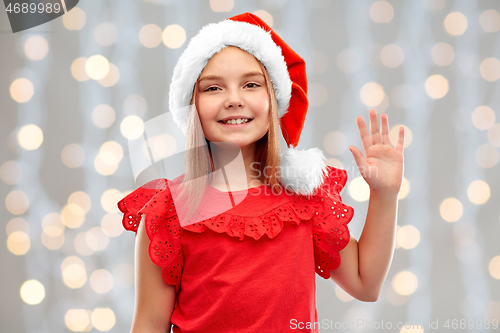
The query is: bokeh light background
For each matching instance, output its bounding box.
[1,0,500,332]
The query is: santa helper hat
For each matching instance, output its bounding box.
[169,12,328,196]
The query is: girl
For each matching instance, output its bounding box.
[118,12,404,333]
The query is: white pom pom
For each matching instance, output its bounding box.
[279,145,329,196]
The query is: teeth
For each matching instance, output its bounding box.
[222,118,251,124]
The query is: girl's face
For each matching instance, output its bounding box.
[196,46,270,149]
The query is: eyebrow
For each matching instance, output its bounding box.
[198,71,264,83]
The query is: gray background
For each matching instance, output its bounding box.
[1,0,499,332]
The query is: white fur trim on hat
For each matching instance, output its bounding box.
[280,145,329,196]
[168,19,292,136]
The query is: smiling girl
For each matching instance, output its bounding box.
[118,12,404,333]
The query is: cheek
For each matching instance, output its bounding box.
[252,91,270,116]
[197,96,219,121]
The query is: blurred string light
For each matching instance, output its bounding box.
[162,24,186,49]
[0,160,23,185]
[64,307,117,332]
[490,256,500,280]
[17,124,43,150]
[308,82,328,107]
[94,141,124,176]
[392,271,418,296]
[479,9,500,33]
[85,55,110,80]
[61,143,85,168]
[210,0,234,12]
[7,230,30,255]
[395,224,420,249]
[348,176,370,202]
[467,180,490,205]
[101,213,124,237]
[443,11,468,36]
[488,124,500,147]
[6,217,30,236]
[472,106,496,130]
[425,74,449,99]
[370,1,394,23]
[92,104,116,128]
[5,190,29,215]
[120,115,144,139]
[23,36,49,61]
[380,44,404,68]
[94,22,118,46]
[90,269,114,293]
[98,63,120,87]
[10,78,34,103]
[440,197,464,223]
[359,82,385,107]
[61,201,85,229]
[145,133,177,161]
[20,280,45,305]
[101,189,123,214]
[323,131,348,156]
[139,24,163,48]
[475,144,499,168]
[479,57,500,82]
[91,308,116,331]
[431,42,454,66]
[71,57,90,81]
[65,309,92,332]
[61,256,87,289]
[62,7,86,30]
[41,213,65,250]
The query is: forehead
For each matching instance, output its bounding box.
[201,46,263,73]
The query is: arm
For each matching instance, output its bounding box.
[131,215,177,333]
[329,109,404,302]
[329,190,398,302]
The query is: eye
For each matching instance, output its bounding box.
[204,86,220,92]
[246,83,260,88]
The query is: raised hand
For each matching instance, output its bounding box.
[349,109,405,195]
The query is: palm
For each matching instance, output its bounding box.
[349,110,405,194]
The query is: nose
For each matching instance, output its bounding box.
[224,88,244,109]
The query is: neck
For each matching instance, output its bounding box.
[209,141,263,190]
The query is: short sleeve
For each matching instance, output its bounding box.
[117,178,183,293]
[311,166,354,279]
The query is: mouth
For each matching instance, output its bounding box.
[217,118,253,126]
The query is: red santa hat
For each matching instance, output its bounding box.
[168,12,328,196]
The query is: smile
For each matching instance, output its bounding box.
[218,118,253,125]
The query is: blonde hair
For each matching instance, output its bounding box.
[175,51,282,219]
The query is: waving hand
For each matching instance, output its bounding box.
[349,109,405,195]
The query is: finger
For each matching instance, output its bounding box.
[356,115,372,155]
[370,109,382,145]
[394,126,405,154]
[349,145,369,176]
[381,113,391,146]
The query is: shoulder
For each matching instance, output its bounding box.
[117,178,173,233]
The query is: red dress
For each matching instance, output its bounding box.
[117,166,354,333]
